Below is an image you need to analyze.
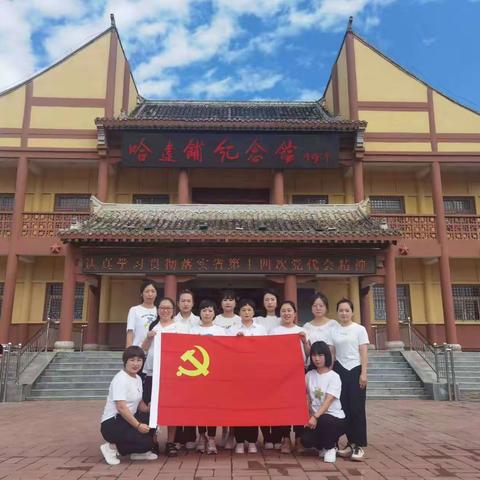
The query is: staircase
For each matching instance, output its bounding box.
[27,351,122,400]
[367,351,429,400]
[454,352,480,401]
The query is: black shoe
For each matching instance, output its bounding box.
[165,442,178,457]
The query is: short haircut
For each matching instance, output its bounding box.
[336,298,354,312]
[311,291,329,310]
[122,345,145,366]
[280,300,297,312]
[178,289,194,301]
[199,298,218,313]
[220,289,236,301]
[238,298,256,310]
[309,341,333,369]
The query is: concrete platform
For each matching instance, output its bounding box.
[0,400,480,479]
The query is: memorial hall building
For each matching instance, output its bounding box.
[1,19,479,351]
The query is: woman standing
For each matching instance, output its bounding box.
[301,341,345,463]
[126,280,159,348]
[331,298,369,461]
[100,346,156,465]
[303,292,336,347]
[254,290,281,334]
[271,301,310,454]
[142,297,188,457]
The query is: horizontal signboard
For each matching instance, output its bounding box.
[82,254,375,275]
[122,131,339,169]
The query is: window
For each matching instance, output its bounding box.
[370,196,405,214]
[453,285,480,321]
[54,194,90,212]
[0,194,14,212]
[291,195,328,204]
[44,283,85,321]
[133,194,169,204]
[373,284,412,322]
[443,196,476,215]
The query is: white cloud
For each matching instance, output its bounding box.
[296,89,323,101]
[138,77,179,98]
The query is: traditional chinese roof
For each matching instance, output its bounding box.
[96,100,366,131]
[59,197,397,245]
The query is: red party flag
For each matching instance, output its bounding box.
[149,333,309,427]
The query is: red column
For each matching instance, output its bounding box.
[353,159,364,203]
[0,157,28,343]
[97,158,109,202]
[284,275,297,308]
[360,285,374,345]
[431,161,458,347]
[54,244,77,351]
[272,170,284,205]
[164,275,178,302]
[84,282,100,350]
[384,246,404,350]
[178,170,190,204]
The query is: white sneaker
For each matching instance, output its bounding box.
[264,442,274,450]
[274,443,282,450]
[235,442,245,454]
[318,448,327,458]
[185,441,196,450]
[100,443,120,465]
[351,446,365,461]
[206,438,218,455]
[130,451,158,461]
[323,448,336,463]
[196,436,207,453]
[224,432,236,450]
[247,443,258,454]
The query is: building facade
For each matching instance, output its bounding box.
[0,20,479,350]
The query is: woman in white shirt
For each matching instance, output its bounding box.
[271,300,310,454]
[126,280,159,348]
[141,297,188,457]
[191,299,225,454]
[100,346,156,465]
[303,292,336,347]
[254,289,281,334]
[331,298,369,462]
[301,341,346,463]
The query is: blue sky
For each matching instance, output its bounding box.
[0,0,478,111]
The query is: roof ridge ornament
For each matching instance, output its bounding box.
[347,16,353,33]
[110,13,116,27]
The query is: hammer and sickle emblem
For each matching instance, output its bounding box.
[176,345,210,377]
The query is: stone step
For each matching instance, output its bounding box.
[40,374,117,381]
[457,383,480,389]
[33,381,111,390]
[367,393,430,400]
[28,388,109,397]
[368,381,423,388]
[29,395,104,401]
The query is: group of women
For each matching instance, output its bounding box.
[99,281,369,466]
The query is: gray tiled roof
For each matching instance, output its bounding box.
[59,198,397,244]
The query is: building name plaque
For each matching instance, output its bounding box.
[82,254,375,275]
[122,131,339,169]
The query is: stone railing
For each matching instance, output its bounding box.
[21,213,89,238]
[445,215,480,240]
[372,214,437,240]
[0,213,13,237]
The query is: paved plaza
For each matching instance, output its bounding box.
[0,400,479,480]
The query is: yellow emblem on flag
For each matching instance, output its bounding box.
[176,345,210,377]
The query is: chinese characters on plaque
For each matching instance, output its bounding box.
[82,254,375,275]
[122,131,339,169]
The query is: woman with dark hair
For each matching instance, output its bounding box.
[331,298,369,462]
[254,290,281,334]
[100,346,156,465]
[303,292,336,347]
[301,341,346,463]
[126,280,159,348]
[271,301,310,453]
[214,290,241,330]
[142,297,188,457]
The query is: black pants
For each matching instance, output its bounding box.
[333,362,367,447]
[101,411,154,456]
[301,414,346,450]
[271,425,303,440]
[143,375,153,404]
[260,426,283,444]
[234,427,258,443]
[175,426,197,444]
[198,426,216,437]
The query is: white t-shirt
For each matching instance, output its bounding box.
[101,369,142,423]
[303,320,337,346]
[271,324,308,362]
[190,324,226,336]
[331,322,369,370]
[228,321,267,337]
[126,305,158,346]
[254,315,281,334]
[174,312,200,330]
[214,314,241,329]
[145,321,188,375]
[306,369,345,419]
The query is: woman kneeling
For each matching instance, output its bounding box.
[100,346,156,465]
[302,341,345,463]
